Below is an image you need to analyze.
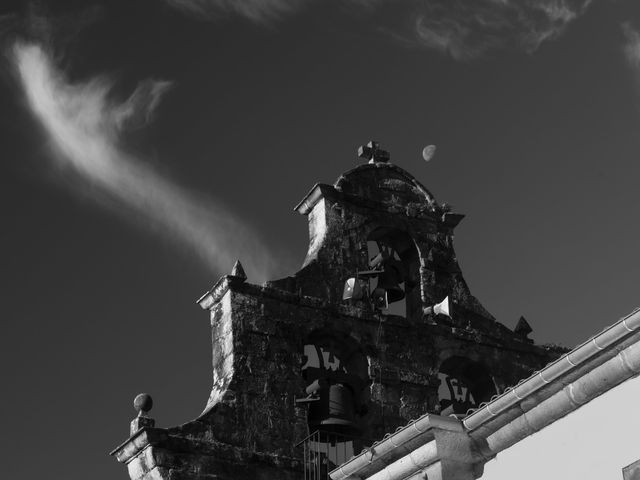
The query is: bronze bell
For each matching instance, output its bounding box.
[307,382,361,435]
[373,259,405,304]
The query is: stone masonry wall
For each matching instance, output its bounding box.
[111,159,565,480]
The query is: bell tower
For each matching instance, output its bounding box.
[291,140,469,317]
[111,141,564,480]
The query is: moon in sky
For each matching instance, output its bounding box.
[422,145,436,162]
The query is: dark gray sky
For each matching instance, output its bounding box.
[2,1,640,479]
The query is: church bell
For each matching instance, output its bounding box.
[372,258,405,305]
[307,382,361,436]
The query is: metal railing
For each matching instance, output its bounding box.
[298,430,367,480]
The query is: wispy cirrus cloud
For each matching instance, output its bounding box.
[621,22,640,108]
[622,22,640,71]
[11,41,288,281]
[412,0,594,60]
[163,0,594,60]
[164,0,311,24]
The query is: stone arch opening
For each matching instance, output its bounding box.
[300,330,369,435]
[366,227,421,319]
[437,356,497,416]
[298,331,369,474]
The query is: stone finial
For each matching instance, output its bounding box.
[358,140,390,164]
[134,393,153,415]
[230,260,247,281]
[130,393,155,435]
[514,316,533,342]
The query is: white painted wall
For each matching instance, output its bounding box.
[482,374,640,480]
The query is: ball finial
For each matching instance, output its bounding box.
[133,393,153,415]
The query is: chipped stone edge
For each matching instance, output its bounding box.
[109,427,167,464]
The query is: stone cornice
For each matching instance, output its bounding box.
[109,427,168,464]
[196,279,551,361]
[293,182,444,228]
[293,183,332,215]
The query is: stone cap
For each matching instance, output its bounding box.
[293,165,459,231]
[294,183,335,215]
[109,427,168,464]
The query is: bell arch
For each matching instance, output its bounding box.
[298,330,370,475]
[300,330,369,436]
[365,227,421,319]
[437,356,497,416]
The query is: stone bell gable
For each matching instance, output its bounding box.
[289,160,489,321]
[111,141,563,480]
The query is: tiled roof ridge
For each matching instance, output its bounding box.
[463,306,640,432]
[330,306,640,480]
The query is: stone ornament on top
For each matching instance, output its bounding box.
[357,140,390,164]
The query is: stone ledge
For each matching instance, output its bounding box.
[110,428,169,464]
[112,427,304,480]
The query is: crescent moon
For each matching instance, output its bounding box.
[422,145,436,162]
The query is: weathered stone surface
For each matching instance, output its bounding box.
[111,159,565,479]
